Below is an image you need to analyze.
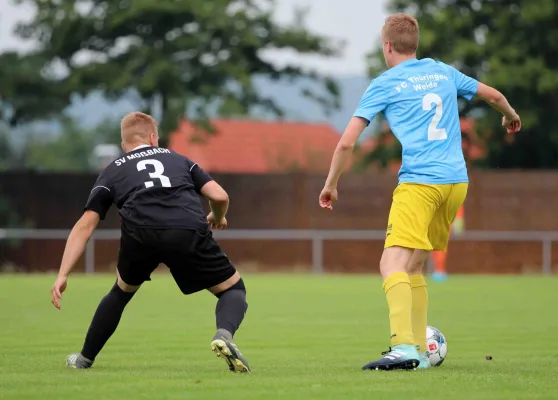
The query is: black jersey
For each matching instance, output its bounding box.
[84,146,212,229]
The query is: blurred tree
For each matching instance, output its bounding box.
[14,0,342,144]
[365,0,558,168]
[0,124,27,231]
[24,118,93,172]
[0,51,70,232]
[0,52,70,127]
[95,118,124,146]
[0,125,19,170]
[24,117,122,172]
[0,116,121,172]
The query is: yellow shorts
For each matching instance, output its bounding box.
[385,183,468,252]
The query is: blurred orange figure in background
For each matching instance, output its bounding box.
[431,204,464,281]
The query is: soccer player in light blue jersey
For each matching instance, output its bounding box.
[319,13,521,371]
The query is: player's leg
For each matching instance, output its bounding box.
[380,246,416,346]
[66,273,141,369]
[414,183,467,369]
[66,227,159,369]
[428,183,468,256]
[363,183,441,371]
[208,272,251,373]
[208,272,247,341]
[406,249,430,369]
[428,183,469,252]
[163,229,250,373]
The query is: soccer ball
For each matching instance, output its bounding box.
[425,326,448,366]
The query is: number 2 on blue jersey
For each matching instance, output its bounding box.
[422,93,447,141]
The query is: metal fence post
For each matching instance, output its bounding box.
[3,229,558,276]
[542,239,552,275]
[312,235,324,274]
[85,238,95,274]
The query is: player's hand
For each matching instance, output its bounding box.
[502,113,521,134]
[50,275,67,310]
[207,212,227,230]
[319,187,338,210]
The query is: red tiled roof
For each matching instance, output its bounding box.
[169,118,484,174]
[169,119,342,174]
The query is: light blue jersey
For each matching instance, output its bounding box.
[354,58,478,184]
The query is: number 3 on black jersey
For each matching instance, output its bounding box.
[137,159,171,188]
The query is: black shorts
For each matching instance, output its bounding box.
[117,222,236,294]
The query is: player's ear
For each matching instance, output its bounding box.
[150,132,157,146]
[121,142,125,152]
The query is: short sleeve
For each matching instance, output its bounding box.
[186,159,213,194]
[449,65,478,101]
[84,170,114,220]
[353,79,389,123]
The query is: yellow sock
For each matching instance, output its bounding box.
[409,274,428,352]
[383,272,414,347]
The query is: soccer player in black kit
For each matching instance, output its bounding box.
[50,112,250,373]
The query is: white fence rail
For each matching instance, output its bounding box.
[0,229,555,275]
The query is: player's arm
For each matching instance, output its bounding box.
[51,211,103,310]
[320,79,387,210]
[51,175,113,309]
[58,211,100,279]
[323,117,368,190]
[451,65,521,134]
[188,160,229,228]
[475,83,521,134]
[201,181,229,222]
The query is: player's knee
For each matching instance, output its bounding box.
[215,277,246,299]
[406,260,425,275]
[215,278,248,312]
[380,246,413,279]
[116,276,141,293]
[110,280,137,302]
[209,271,242,295]
[406,250,429,275]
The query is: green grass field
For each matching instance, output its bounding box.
[1,274,557,400]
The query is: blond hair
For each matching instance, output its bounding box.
[382,14,419,54]
[120,112,158,144]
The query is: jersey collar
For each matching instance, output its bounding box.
[395,58,418,68]
[132,144,151,151]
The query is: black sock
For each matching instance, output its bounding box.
[214,279,248,339]
[81,282,136,361]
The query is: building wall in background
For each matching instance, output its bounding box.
[1,171,558,273]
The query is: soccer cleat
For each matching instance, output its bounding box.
[211,335,251,373]
[417,351,431,369]
[66,353,93,369]
[362,344,420,371]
